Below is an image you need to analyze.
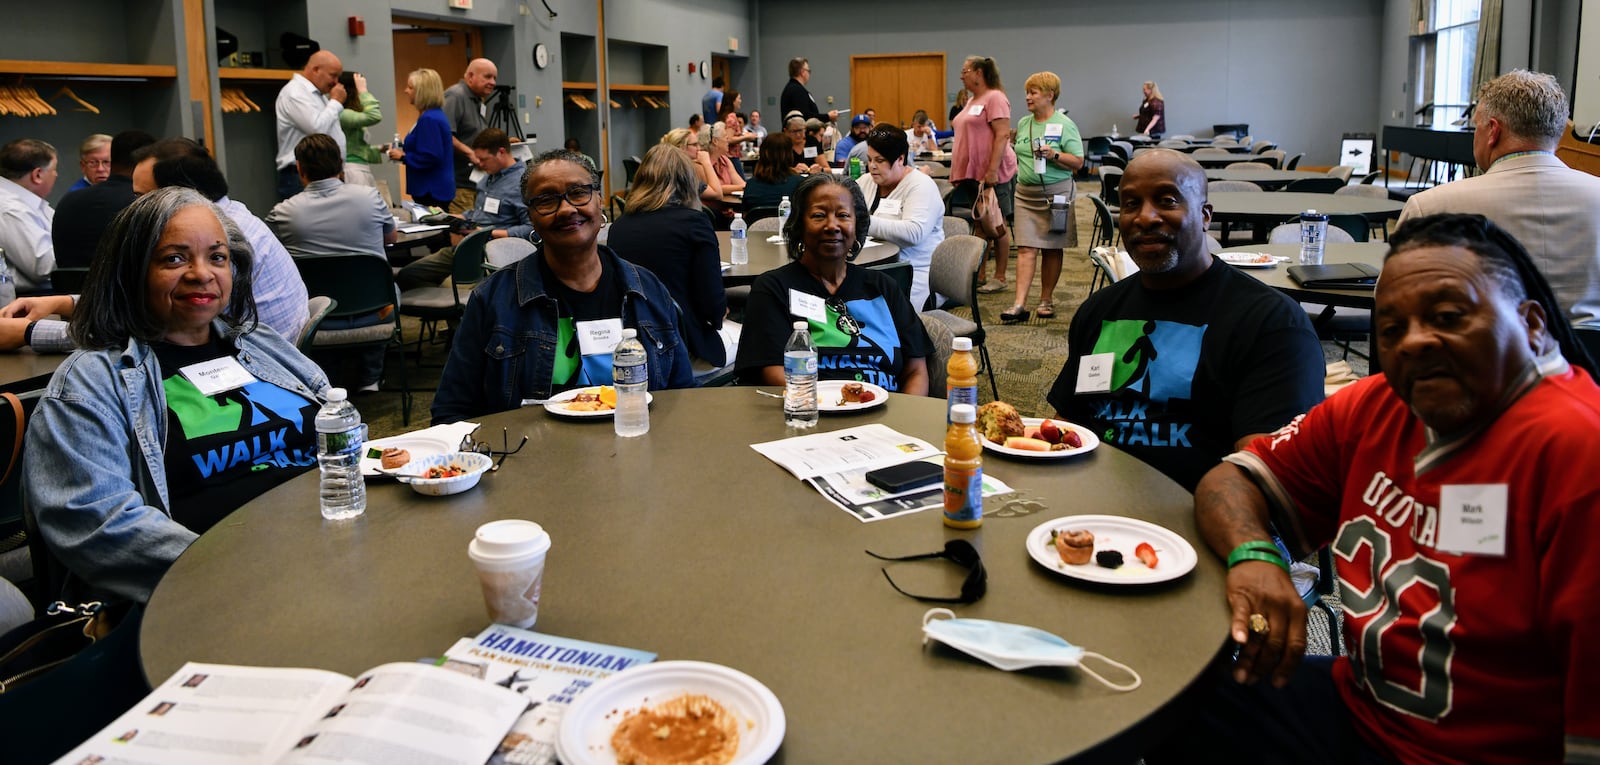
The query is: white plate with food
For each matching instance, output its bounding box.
[818,380,889,413]
[542,385,652,419]
[360,434,458,477]
[1026,514,1198,585]
[1217,252,1281,269]
[557,660,785,765]
[981,417,1099,459]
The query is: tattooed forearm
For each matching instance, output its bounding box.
[1194,463,1273,558]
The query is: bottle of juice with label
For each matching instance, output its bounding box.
[943,403,984,529]
[946,337,977,422]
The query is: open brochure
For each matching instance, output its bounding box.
[440,625,657,765]
[807,458,1015,523]
[750,423,942,480]
[55,661,528,765]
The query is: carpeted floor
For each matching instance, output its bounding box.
[359,177,1370,437]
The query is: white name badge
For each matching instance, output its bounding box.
[179,356,258,397]
[1436,484,1508,556]
[967,104,984,117]
[1044,123,1064,138]
[878,198,903,217]
[483,196,501,215]
[479,103,487,118]
[575,318,625,356]
[1053,194,1068,205]
[1075,352,1114,394]
[803,146,818,159]
[789,289,827,323]
[469,168,488,185]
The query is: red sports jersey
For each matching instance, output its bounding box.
[1229,367,1600,765]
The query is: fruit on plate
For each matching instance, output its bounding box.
[1036,419,1084,449]
[1003,436,1054,452]
[1135,542,1159,568]
[597,385,617,408]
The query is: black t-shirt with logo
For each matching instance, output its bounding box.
[538,253,626,390]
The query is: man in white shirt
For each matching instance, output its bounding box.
[274,50,346,201]
[749,110,768,140]
[1398,69,1600,325]
[0,138,59,292]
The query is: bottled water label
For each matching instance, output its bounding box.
[784,353,816,375]
[615,361,648,386]
[318,425,365,456]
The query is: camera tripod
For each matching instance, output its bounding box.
[487,85,523,141]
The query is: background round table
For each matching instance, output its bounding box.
[142,389,1226,763]
[1209,191,1403,243]
[1219,242,1390,308]
[717,230,899,285]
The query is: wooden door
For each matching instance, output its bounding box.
[391,18,482,140]
[711,56,732,97]
[849,53,946,129]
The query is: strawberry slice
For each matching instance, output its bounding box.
[1134,542,1158,568]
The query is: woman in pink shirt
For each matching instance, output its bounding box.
[951,55,1018,293]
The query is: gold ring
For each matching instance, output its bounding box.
[1248,613,1269,636]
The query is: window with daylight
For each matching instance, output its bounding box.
[1412,0,1481,128]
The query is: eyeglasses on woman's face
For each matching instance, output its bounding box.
[527,184,599,215]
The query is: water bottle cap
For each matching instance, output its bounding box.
[1304,209,1318,215]
[733,212,743,219]
[950,403,977,423]
[952,337,972,352]
[326,387,347,402]
[792,320,807,330]
[621,328,637,339]
[780,196,789,202]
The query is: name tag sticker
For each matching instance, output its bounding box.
[483,196,501,214]
[1437,484,1508,556]
[803,146,818,159]
[575,318,625,356]
[967,104,984,117]
[1044,123,1064,138]
[1075,352,1114,394]
[180,357,258,397]
[479,103,487,118]
[468,168,488,185]
[789,290,827,323]
[878,198,903,217]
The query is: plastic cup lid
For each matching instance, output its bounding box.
[470,520,550,561]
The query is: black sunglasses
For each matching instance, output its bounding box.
[460,427,528,470]
[827,297,861,337]
[866,540,987,604]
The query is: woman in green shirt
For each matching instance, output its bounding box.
[1003,71,1084,323]
[338,72,383,188]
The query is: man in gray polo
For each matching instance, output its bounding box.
[1398,69,1600,325]
[443,58,498,214]
[266,134,395,257]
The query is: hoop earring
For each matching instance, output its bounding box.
[794,240,805,256]
[848,240,862,260]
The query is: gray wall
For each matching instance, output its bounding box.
[758,0,1387,166]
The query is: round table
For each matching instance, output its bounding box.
[1209,192,1403,243]
[141,389,1227,763]
[1219,242,1390,309]
[717,230,899,285]
[1205,169,1331,190]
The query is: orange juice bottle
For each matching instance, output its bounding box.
[943,403,984,529]
[947,338,978,422]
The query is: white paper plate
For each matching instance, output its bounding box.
[1218,252,1279,269]
[542,386,653,419]
[817,380,889,413]
[981,418,1099,459]
[1026,514,1198,585]
[360,433,458,477]
[557,660,785,765]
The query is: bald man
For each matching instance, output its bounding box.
[443,58,499,214]
[274,50,347,200]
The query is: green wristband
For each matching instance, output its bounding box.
[1227,540,1283,562]
[1228,549,1291,575]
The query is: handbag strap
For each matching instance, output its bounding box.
[0,391,21,487]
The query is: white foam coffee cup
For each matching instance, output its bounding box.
[468,520,551,629]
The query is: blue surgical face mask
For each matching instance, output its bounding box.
[920,608,1142,692]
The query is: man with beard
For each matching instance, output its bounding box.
[1046,149,1323,491]
[1151,213,1600,765]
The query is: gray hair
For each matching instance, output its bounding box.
[522,148,601,202]
[785,116,806,131]
[1477,69,1567,145]
[72,187,258,349]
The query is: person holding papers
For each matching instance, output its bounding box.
[431,149,692,425]
[26,187,330,603]
[736,173,931,394]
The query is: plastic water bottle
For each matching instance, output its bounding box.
[316,388,366,520]
[1111,124,1119,139]
[783,320,818,429]
[613,328,650,437]
[1299,209,1328,266]
[729,213,748,265]
[774,195,792,243]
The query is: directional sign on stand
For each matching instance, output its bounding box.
[1340,132,1375,175]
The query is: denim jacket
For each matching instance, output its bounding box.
[23,321,329,604]
[432,246,695,424]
